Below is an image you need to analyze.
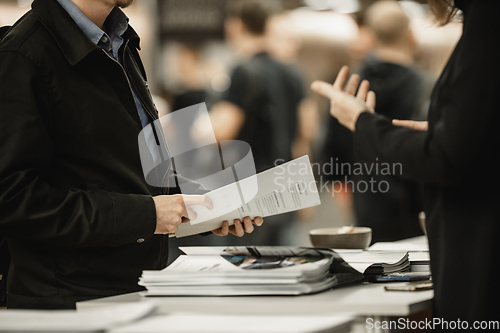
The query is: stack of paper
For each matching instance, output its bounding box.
[335,250,410,275]
[369,237,430,272]
[139,247,362,296]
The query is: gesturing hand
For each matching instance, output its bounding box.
[311,66,376,131]
[152,195,214,234]
[393,120,429,131]
[212,216,264,237]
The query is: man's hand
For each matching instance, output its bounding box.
[393,120,429,131]
[153,195,214,234]
[311,66,376,131]
[212,216,264,237]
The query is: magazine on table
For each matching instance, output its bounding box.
[139,247,363,296]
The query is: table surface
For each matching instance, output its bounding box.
[108,313,356,333]
[77,281,433,317]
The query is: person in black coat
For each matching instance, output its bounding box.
[312,0,500,328]
[0,0,262,309]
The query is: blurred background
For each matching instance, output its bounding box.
[0,0,462,253]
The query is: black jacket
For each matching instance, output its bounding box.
[354,0,500,325]
[0,0,194,309]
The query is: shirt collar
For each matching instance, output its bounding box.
[106,7,129,39]
[55,0,129,46]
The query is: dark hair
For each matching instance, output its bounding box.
[227,0,279,35]
[428,0,459,25]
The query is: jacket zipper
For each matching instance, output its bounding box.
[122,48,173,195]
[101,43,171,195]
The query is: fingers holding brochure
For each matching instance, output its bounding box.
[211,217,264,237]
[153,194,214,235]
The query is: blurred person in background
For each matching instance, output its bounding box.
[209,0,305,245]
[169,43,210,181]
[323,0,428,242]
[171,43,208,113]
[313,0,500,326]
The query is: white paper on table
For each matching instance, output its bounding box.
[0,302,157,332]
[140,255,328,282]
[343,262,374,274]
[368,241,429,263]
[109,313,355,333]
[334,250,409,273]
[334,250,408,264]
[408,252,430,262]
[174,155,321,238]
[159,255,241,273]
[369,241,429,252]
[179,246,313,257]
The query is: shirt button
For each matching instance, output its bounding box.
[101,36,109,43]
[137,238,145,243]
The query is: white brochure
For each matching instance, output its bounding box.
[173,155,321,238]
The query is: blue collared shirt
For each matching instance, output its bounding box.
[56,0,158,162]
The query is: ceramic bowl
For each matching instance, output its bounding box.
[309,227,372,249]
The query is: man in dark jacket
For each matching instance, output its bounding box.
[0,0,262,309]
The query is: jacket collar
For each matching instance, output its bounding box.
[32,0,140,66]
